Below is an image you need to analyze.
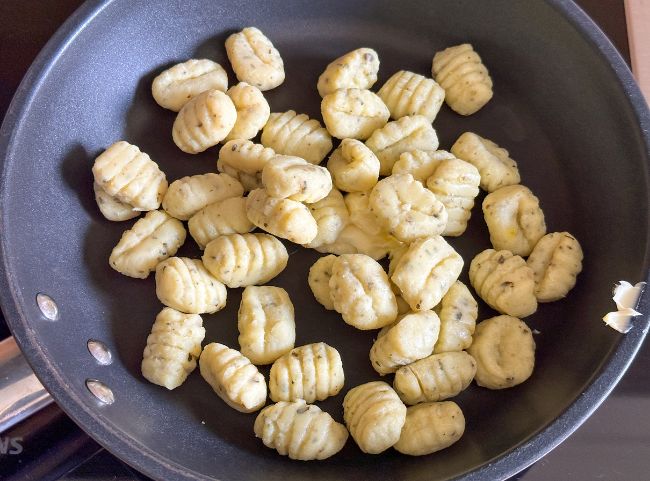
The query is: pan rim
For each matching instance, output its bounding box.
[0,0,648,480]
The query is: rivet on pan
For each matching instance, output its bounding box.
[85,379,115,405]
[87,340,113,365]
[36,293,59,321]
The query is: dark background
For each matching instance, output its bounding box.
[0,1,647,480]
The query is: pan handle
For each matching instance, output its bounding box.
[0,336,53,433]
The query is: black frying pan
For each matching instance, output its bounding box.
[1,1,649,480]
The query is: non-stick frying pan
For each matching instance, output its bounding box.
[1,0,649,480]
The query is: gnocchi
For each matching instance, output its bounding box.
[162,173,244,221]
[432,43,493,115]
[393,351,476,405]
[391,236,464,312]
[238,286,295,365]
[245,188,318,245]
[327,139,380,193]
[321,88,390,140]
[172,89,237,154]
[308,255,337,310]
[202,233,288,288]
[392,149,454,183]
[317,47,380,97]
[426,156,481,236]
[93,181,139,222]
[304,188,349,249]
[92,141,167,212]
[343,381,406,454]
[527,232,583,302]
[199,342,267,413]
[254,400,348,460]
[315,223,400,260]
[155,257,227,314]
[217,139,276,192]
[225,82,271,141]
[482,184,547,256]
[188,196,254,249]
[344,191,384,236]
[269,342,344,403]
[377,70,445,122]
[365,115,439,175]
[109,210,186,279]
[262,155,332,203]
[329,254,398,329]
[151,59,228,112]
[394,402,465,456]
[433,281,478,353]
[369,173,448,242]
[261,110,333,165]
[225,27,285,91]
[469,249,538,318]
[467,315,536,389]
[369,311,440,375]
[451,132,520,192]
[141,307,205,390]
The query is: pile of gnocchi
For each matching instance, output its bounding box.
[91,26,585,460]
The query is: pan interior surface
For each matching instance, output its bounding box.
[1,0,649,480]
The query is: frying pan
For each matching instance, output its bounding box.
[0,0,649,479]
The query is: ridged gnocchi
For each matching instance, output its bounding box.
[321,88,390,140]
[93,182,139,222]
[317,47,380,97]
[329,254,398,329]
[155,257,227,314]
[527,232,583,302]
[238,286,295,365]
[483,184,547,256]
[467,315,536,389]
[217,139,276,192]
[188,196,254,249]
[344,191,383,236]
[254,400,348,460]
[365,115,439,175]
[199,342,267,412]
[262,155,332,203]
[469,249,537,318]
[151,59,228,112]
[162,173,243,221]
[305,188,349,249]
[370,311,440,375]
[245,188,318,244]
[433,281,478,353]
[343,381,406,454]
[432,43,493,116]
[393,351,476,405]
[391,236,464,311]
[92,141,167,212]
[261,110,333,165]
[308,255,337,310]
[225,82,270,141]
[327,139,380,193]
[369,173,448,242]
[225,27,285,91]
[377,70,445,122]
[141,308,205,390]
[109,210,186,279]
[392,149,454,183]
[426,157,481,237]
[315,224,400,261]
[394,402,465,456]
[451,132,520,192]
[172,89,237,154]
[202,233,288,288]
[269,342,344,403]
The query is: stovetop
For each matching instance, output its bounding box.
[1,1,649,480]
